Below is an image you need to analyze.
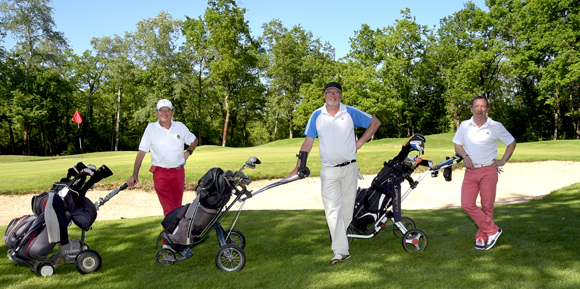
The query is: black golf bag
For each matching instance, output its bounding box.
[4,162,111,273]
[350,133,425,232]
[160,168,234,250]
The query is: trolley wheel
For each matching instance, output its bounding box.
[156,248,176,267]
[402,228,428,252]
[75,249,102,274]
[215,244,245,272]
[225,228,246,249]
[37,262,55,277]
[347,226,354,245]
[393,216,416,237]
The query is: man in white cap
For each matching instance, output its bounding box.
[286,82,381,265]
[127,99,198,217]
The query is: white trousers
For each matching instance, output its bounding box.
[320,162,358,255]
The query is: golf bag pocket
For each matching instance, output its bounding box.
[4,215,56,264]
[31,192,49,215]
[351,188,391,230]
[17,225,55,261]
[162,205,189,233]
[189,204,218,237]
[161,196,219,247]
[67,195,97,231]
[4,215,36,249]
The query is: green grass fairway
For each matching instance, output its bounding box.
[1,183,579,288]
[1,134,579,194]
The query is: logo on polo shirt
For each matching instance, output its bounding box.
[177,135,181,139]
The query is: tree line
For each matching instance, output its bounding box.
[0,0,578,156]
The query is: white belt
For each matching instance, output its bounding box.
[473,164,489,168]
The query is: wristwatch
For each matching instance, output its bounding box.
[463,154,469,158]
[186,149,193,155]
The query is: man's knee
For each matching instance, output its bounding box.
[461,203,478,213]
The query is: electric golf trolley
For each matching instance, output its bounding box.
[155,154,310,272]
[4,163,128,277]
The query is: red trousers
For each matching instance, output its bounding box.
[461,166,500,241]
[153,167,185,216]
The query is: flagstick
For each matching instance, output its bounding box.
[78,122,83,162]
[72,110,84,162]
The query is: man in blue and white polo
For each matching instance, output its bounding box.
[287,82,381,265]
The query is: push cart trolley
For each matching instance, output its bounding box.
[155,153,310,271]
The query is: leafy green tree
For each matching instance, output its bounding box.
[261,20,328,140]
[182,15,220,145]
[374,10,431,137]
[489,0,580,140]
[342,24,384,136]
[132,11,183,120]
[519,0,579,140]
[0,0,69,155]
[198,0,262,147]
[432,3,505,131]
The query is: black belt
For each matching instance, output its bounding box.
[334,160,356,167]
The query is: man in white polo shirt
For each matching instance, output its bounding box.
[287,82,381,265]
[126,99,198,216]
[453,95,516,250]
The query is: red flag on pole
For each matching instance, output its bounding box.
[72,110,83,124]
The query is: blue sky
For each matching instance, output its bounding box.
[4,0,488,59]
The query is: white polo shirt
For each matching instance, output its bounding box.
[304,103,372,167]
[139,120,197,168]
[453,116,515,166]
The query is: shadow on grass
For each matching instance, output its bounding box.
[1,183,579,288]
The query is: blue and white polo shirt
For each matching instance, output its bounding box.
[304,103,372,167]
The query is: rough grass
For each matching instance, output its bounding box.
[1,183,579,288]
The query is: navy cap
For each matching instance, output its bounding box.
[325,82,342,92]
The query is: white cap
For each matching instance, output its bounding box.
[156,99,173,111]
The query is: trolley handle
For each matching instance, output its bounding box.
[433,153,463,171]
[94,183,128,210]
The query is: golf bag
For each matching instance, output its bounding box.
[3,214,54,266]
[160,168,233,250]
[4,162,111,269]
[350,133,425,231]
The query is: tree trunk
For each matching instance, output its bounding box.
[222,93,230,147]
[553,111,559,141]
[576,84,580,139]
[40,126,53,156]
[289,113,293,139]
[111,124,115,151]
[40,128,46,156]
[397,112,402,138]
[577,106,580,139]
[9,122,15,154]
[115,84,122,151]
[23,122,30,156]
[553,86,559,141]
[273,115,278,141]
[197,76,203,145]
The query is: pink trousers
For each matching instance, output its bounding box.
[153,167,185,216]
[461,166,500,241]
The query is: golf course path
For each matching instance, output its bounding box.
[1,161,579,226]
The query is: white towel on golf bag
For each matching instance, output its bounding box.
[45,192,60,243]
